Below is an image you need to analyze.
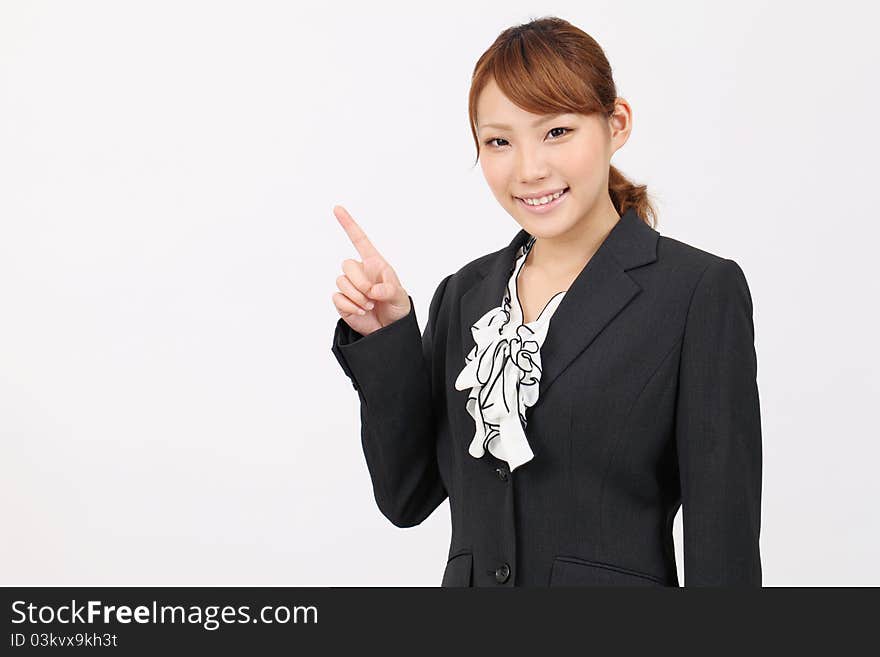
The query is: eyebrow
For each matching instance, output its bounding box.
[478,113,569,131]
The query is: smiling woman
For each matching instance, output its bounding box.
[467,19,656,261]
[331,15,762,588]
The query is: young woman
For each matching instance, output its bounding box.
[330,17,762,587]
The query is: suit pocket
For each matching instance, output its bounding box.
[549,555,668,587]
[441,552,473,587]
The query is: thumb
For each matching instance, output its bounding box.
[369,281,409,306]
[369,263,404,302]
[368,282,391,299]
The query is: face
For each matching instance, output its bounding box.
[476,77,631,239]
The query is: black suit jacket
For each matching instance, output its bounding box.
[331,207,762,587]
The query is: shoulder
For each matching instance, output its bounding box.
[453,242,509,279]
[657,234,726,270]
[655,235,754,324]
[432,242,510,296]
[418,243,509,332]
[657,234,751,287]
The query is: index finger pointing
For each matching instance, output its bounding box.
[333,205,382,261]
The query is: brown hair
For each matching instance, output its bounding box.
[468,16,658,229]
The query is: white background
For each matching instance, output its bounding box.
[1,0,878,585]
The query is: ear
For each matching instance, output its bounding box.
[608,97,633,153]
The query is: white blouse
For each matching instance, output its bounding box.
[454,235,566,472]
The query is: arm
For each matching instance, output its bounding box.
[331,274,453,528]
[675,258,763,586]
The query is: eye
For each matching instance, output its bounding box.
[484,137,509,148]
[483,127,573,149]
[548,127,571,139]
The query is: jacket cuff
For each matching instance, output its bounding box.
[330,296,418,393]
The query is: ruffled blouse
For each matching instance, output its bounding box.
[453,235,566,472]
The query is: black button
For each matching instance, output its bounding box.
[495,467,508,481]
[495,563,510,583]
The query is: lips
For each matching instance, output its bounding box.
[514,187,570,213]
[515,187,568,202]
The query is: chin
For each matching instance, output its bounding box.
[514,214,575,240]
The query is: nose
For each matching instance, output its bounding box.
[515,145,551,185]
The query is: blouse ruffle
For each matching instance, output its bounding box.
[454,236,566,472]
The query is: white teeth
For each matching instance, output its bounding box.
[521,189,566,205]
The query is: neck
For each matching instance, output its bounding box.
[526,202,621,279]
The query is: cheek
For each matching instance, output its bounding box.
[564,145,602,177]
[581,135,611,174]
[563,156,606,197]
[481,162,511,198]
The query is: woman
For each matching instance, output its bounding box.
[330,17,762,587]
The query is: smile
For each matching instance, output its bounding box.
[515,187,569,213]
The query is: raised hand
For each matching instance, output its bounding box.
[331,205,412,336]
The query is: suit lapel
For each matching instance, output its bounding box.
[458,207,659,400]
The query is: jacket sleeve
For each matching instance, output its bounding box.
[330,274,453,528]
[675,258,763,586]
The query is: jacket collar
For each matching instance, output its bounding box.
[459,206,659,399]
